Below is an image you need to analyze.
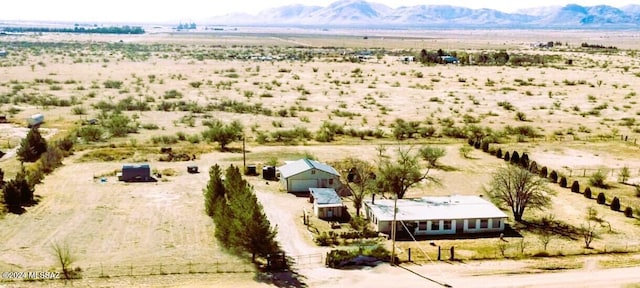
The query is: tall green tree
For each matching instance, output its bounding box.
[377,147,439,199]
[204,165,279,263]
[204,164,224,217]
[17,127,47,162]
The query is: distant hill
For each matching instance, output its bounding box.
[205,0,640,28]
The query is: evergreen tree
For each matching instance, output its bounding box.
[520,153,529,168]
[204,165,280,263]
[510,151,520,165]
[17,127,47,162]
[3,168,34,213]
[204,164,224,217]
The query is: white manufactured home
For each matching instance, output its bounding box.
[364,195,507,236]
[278,159,341,193]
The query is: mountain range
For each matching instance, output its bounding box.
[207,0,640,28]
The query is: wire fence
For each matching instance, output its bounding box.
[516,134,638,145]
[562,167,640,178]
[9,260,257,280]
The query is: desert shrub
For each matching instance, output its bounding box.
[71,106,86,115]
[103,80,123,89]
[187,134,201,144]
[515,111,528,121]
[571,181,580,193]
[611,197,621,211]
[474,141,481,149]
[481,141,489,152]
[176,132,187,141]
[77,126,103,142]
[529,161,538,174]
[151,135,179,145]
[625,207,634,218]
[315,231,338,246]
[589,170,608,189]
[597,192,606,204]
[559,176,568,188]
[549,170,558,183]
[504,151,510,162]
[496,148,502,158]
[584,187,592,198]
[441,126,467,138]
[468,139,475,146]
[540,166,548,178]
[141,123,159,130]
[510,151,520,165]
[163,89,183,99]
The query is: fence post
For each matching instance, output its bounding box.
[129,264,133,276]
[100,263,104,278]
[188,261,192,274]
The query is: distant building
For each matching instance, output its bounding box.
[364,195,507,236]
[0,50,6,57]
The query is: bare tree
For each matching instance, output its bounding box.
[538,214,555,251]
[331,158,376,217]
[619,166,631,184]
[487,165,554,222]
[580,207,600,249]
[377,146,439,199]
[51,241,75,279]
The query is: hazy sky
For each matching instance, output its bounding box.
[1,0,638,23]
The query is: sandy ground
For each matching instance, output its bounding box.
[1,29,640,287]
[0,152,243,272]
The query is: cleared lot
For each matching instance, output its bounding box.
[0,153,248,274]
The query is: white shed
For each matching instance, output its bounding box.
[309,188,344,219]
[278,159,341,193]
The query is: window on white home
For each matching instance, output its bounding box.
[443,220,452,230]
[329,179,334,185]
[480,219,489,229]
[431,221,440,230]
[493,219,502,229]
[311,170,316,174]
[419,222,427,230]
[468,219,477,229]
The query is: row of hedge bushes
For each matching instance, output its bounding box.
[470,139,635,218]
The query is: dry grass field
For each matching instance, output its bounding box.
[1,27,640,287]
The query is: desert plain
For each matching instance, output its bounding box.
[1,27,640,287]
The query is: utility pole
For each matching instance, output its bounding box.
[390,193,398,266]
[242,135,246,172]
